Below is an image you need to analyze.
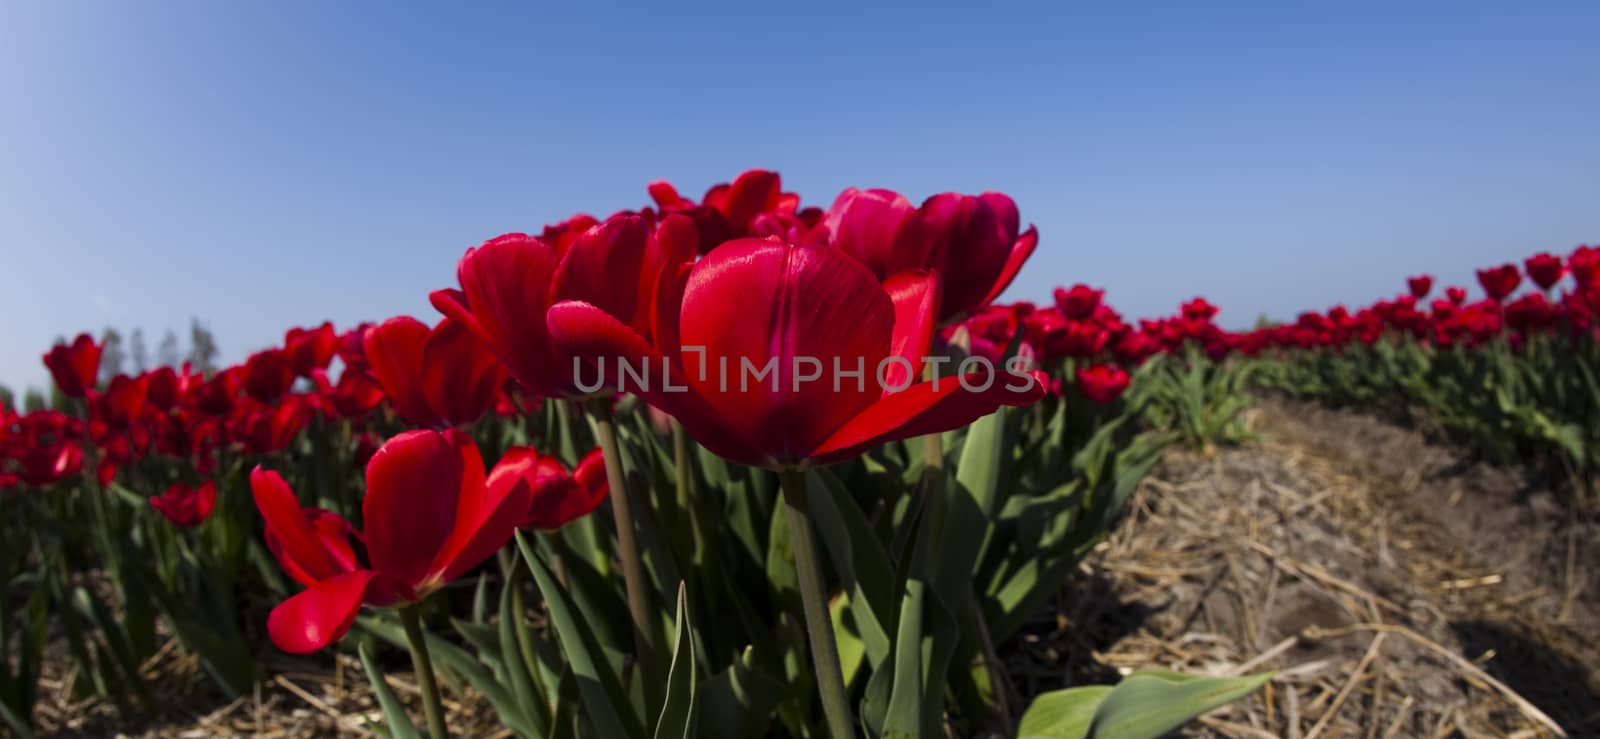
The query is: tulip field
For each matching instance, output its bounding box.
[2,170,1596,737]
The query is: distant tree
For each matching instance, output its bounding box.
[24,388,47,413]
[130,328,149,373]
[100,328,126,381]
[0,384,13,411]
[157,329,182,368]
[188,318,220,374]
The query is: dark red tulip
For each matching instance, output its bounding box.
[827,188,1037,323]
[151,481,216,528]
[363,317,504,428]
[1181,298,1219,321]
[337,323,375,375]
[1476,264,1522,301]
[253,429,530,653]
[1076,364,1130,404]
[1407,275,1433,298]
[487,447,609,530]
[243,349,295,402]
[432,213,689,399]
[328,370,385,419]
[1053,284,1104,320]
[1524,253,1565,291]
[17,442,83,487]
[546,237,1045,469]
[1569,245,1600,288]
[96,374,150,430]
[285,323,339,377]
[43,334,101,398]
[1445,286,1468,305]
[145,367,182,411]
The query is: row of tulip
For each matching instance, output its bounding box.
[0,169,1269,738]
[1244,245,1600,487]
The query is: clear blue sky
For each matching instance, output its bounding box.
[3,2,1596,393]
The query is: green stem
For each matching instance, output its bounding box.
[779,469,855,739]
[672,420,694,512]
[585,399,657,669]
[399,606,449,739]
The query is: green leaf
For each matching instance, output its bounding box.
[360,616,537,738]
[697,646,784,739]
[500,570,551,736]
[357,643,424,739]
[653,582,698,739]
[1017,670,1271,739]
[518,532,646,739]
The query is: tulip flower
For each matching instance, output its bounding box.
[825,187,1038,323]
[431,213,695,399]
[363,316,505,428]
[1445,286,1468,305]
[1076,364,1131,404]
[487,446,609,530]
[1053,284,1104,320]
[547,237,1046,470]
[253,429,530,654]
[649,169,789,252]
[1181,298,1219,321]
[285,323,339,378]
[243,349,295,403]
[96,374,150,430]
[1476,264,1522,301]
[151,481,217,528]
[1407,275,1433,299]
[1524,253,1565,291]
[43,334,101,398]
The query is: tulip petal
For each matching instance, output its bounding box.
[443,235,564,396]
[551,215,650,326]
[421,317,503,427]
[546,299,763,465]
[364,317,441,428]
[978,225,1038,310]
[679,239,894,462]
[267,570,376,654]
[884,269,940,389]
[810,370,1046,465]
[364,430,465,587]
[252,467,351,586]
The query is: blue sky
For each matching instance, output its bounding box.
[2,2,1596,393]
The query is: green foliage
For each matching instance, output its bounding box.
[1132,347,1258,449]
[1255,333,1600,483]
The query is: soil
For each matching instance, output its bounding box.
[29,396,1600,737]
[1009,396,1600,737]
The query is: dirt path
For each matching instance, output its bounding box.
[1010,397,1600,737]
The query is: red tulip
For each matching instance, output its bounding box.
[432,213,693,398]
[486,447,609,530]
[1181,298,1219,321]
[546,237,1045,469]
[285,323,339,377]
[363,317,504,428]
[1569,245,1600,288]
[649,169,789,253]
[337,323,375,375]
[43,334,101,398]
[243,349,295,402]
[253,429,530,653]
[1524,253,1565,291]
[1476,264,1522,301]
[1076,364,1130,404]
[1053,284,1104,320]
[144,367,182,411]
[151,481,217,528]
[826,188,1037,323]
[96,374,150,430]
[17,442,83,487]
[1406,275,1433,299]
[1445,286,1468,305]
